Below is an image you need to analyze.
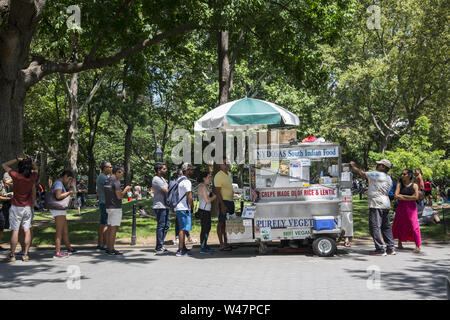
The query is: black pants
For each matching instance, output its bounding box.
[199,209,211,249]
[0,202,11,231]
[369,208,395,252]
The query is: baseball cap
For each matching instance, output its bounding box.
[376,159,392,169]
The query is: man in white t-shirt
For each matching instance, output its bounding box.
[350,159,395,256]
[175,163,194,257]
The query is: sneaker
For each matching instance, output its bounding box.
[96,245,105,250]
[155,248,170,255]
[176,249,183,257]
[200,248,213,254]
[22,254,30,262]
[106,249,122,255]
[387,249,397,255]
[53,251,69,258]
[205,246,215,253]
[369,250,387,256]
[182,249,192,256]
[174,237,179,245]
[67,248,78,255]
[187,238,198,244]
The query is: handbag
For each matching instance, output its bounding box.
[45,190,71,210]
[195,189,209,219]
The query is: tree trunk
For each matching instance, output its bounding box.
[124,123,134,186]
[0,78,25,170]
[87,147,96,194]
[0,0,45,170]
[218,30,231,105]
[39,151,48,187]
[65,73,79,176]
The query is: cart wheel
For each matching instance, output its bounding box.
[312,237,336,257]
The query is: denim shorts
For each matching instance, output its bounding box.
[176,210,192,232]
[99,203,108,225]
[218,200,235,223]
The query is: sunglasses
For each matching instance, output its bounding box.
[401,173,408,176]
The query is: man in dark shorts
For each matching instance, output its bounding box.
[214,157,234,251]
[96,161,112,250]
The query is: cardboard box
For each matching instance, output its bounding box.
[278,129,297,144]
[257,129,297,145]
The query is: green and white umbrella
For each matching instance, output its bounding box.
[194,98,300,131]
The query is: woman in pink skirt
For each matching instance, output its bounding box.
[393,168,421,253]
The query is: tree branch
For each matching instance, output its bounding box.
[80,72,106,113]
[23,121,64,162]
[24,24,196,88]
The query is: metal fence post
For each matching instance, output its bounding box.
[131,203,137,245]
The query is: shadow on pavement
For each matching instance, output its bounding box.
[0,247,157,290]
[343,256,450,299]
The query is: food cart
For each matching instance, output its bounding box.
[229,140,354,257]
[194,98,353,257]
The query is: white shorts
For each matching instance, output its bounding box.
[106,208,122,227]
[50,210,67,218]
[9,205,32,231]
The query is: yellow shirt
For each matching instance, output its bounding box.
[214,170,234,201]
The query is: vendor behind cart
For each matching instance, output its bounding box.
[350,159,396,256]
[214,156,234,251]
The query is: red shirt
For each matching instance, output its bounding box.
[9,170,37,207]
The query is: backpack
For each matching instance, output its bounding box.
[166,176,187,209]
[424,181,431,192]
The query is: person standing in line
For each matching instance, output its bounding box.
[96,161,112,250]
[0,173,13,251]
[103,166,131,255]
[175,163,194,257]
[152,163,171,255]
[392,169,422,253]
[197,171,216,254]
[50,170,77,258]
[214,157,234,251]
[2,158,38,262]
[171,169,196,245]
[17,184,36,257]
[350,159,396,256]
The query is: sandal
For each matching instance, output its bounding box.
[344,241,351,248]
[413,248,421,253]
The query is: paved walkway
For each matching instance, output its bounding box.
[0,242,449,300]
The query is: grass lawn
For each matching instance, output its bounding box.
[2,197,448,247]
